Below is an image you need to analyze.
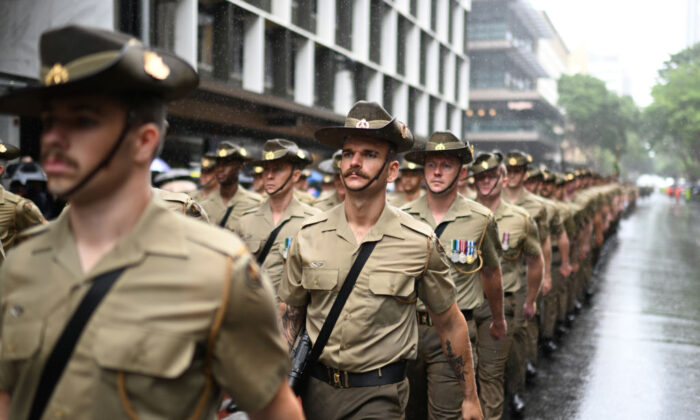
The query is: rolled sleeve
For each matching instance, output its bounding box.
[277,234,309,308]
[212,254,290,413]
[417,234,456,315]
[481,216,502,268]
[523,216,542,258]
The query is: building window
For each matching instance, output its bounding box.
[244,0,271,12]
[314,45,335,110]
[265,24,295,98]
[151,0,177,51]
[420,32,429,86]
[369,0,383,65]
[336,0,353,50]
[383,76,395,113]
[396,16,408,76]
[292,0,317,33]
[448,0,456,46]
[198,2,245,86]
[408,87,418,128]
[410,0,418,18]
[439,46,448,95]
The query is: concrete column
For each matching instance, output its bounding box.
[243,15,265,93]
[418,0,431,28]
[272,0,292,24]
[353,0,370,61]
[426,38,439,94]
[334,68,355,114]
[295,38,315,106]
[393,82,409,125]
[395,0,410,14]
[437,0,449,43]
[458,57,469,109]
[317,0,336,44]
[174,0,197,68]
[445,52,456,102]
[450,106,463,137]
[414,92,429,137]
[434,100,447,131]
[367,70,383,104]
[453,4,464,53]
[381,7,397,73]
[406,24,420,84]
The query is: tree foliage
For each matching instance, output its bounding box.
[646,43,700,181]
[557,74,639,153]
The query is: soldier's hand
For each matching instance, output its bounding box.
[461,397,484,420]
[542,274,552,296]
[489,318,507,341]
[559,262,573,278]
[523,300,536,320]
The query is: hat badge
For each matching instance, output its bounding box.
[435,143,446,151]
[401,123,408,139]
[355,119,370,128]
[45,63,70,86]
[508,157,518,166]
[217,149,228,157]
[143,51,171,80]
[0,144,6,153]
[481,161,489,169]
[265,151,275,160]
[297,150,306,159]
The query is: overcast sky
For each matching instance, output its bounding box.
[531,0,688,107]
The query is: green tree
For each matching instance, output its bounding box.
[647,43,700,181]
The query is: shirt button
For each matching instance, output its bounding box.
[6,343,14,352]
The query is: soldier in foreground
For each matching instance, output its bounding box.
[279,101,483,419]
[402,133,504,420]
[0,25,302,419]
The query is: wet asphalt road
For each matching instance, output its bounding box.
[517,193,700,420]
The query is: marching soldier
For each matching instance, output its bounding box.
[387,159,424,207]
[189,152,218,202]
[153,187,209,222]
[502,151,549,398]
[401,132,504,420]
[293,152,318,206]
[472,152,544,419]
[313,150,345,211]
[0,142,46,249]
[278,101,483,419]
[229,139,320,295]
[200,141,261,227]
[0,25,302,419]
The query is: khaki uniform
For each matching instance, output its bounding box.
[153,187,209,222]
[187,188,211,204]
[201,187,262,226]
[230,196,320,294]
[0,186,46,249]
[0,199,289,419]
[387,189,424,207]
[279,203,456,419]
[487,201,540,419]
[313,190,342,212]
[294,189,316,206]
[402,195,501,420]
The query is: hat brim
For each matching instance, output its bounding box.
[0,47,198,117]
[314,117,413,153]
[0,144,21,160]
[404,147,473,166]
[248,154,308,167]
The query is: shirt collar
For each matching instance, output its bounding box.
[322,202,405,245]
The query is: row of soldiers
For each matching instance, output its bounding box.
[0,24,639,420]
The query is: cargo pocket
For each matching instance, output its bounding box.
[92,326,201,419]
[1,320,42,361]
[369,274,416,326]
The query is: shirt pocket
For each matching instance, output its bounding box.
[92,325,205,418]
[1,320,42,361]
[368,274,416,327]
[244,238,265,257]
[301,268,338,291]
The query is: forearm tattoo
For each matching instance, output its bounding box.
[281,305,304,350]
[445,339,467,383]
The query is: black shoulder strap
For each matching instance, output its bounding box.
[29,267,127,420]
[219,205,235,227]
[257,219,291,265]
[434,221,451,238]
[306,240,377,366]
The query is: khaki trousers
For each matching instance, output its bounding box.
[475,295,516,420]
[506,287,527,394]
[302,376,410,420]
[406,319,477,420]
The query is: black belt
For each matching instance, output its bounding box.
[309,361,406,388]
[417,309,473,326]
[483,292,513,299]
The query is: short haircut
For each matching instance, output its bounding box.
[119,93,168,158]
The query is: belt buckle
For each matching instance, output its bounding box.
[331,369,349,388]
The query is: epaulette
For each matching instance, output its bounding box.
[464,199,492,219]
[395,209,433,238]
[182,217,249,258]
[240,207,259,217]
[300,212,329,229]
[14,222,51,246]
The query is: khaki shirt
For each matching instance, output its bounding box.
[402,194,501,310]
[153,187,209,223]
[387,190,424,207]
[200,187,262,226]
[493,201,541,293]
[279,203,456,372]
[313,190,343,212]
[0,186,45,249]
[504,189,548,242]
[0,199,289,418]
[230,197,320,294]
[294,189,316,206]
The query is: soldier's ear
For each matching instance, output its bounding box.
[134,122,161,165]
[387,160,400,183]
